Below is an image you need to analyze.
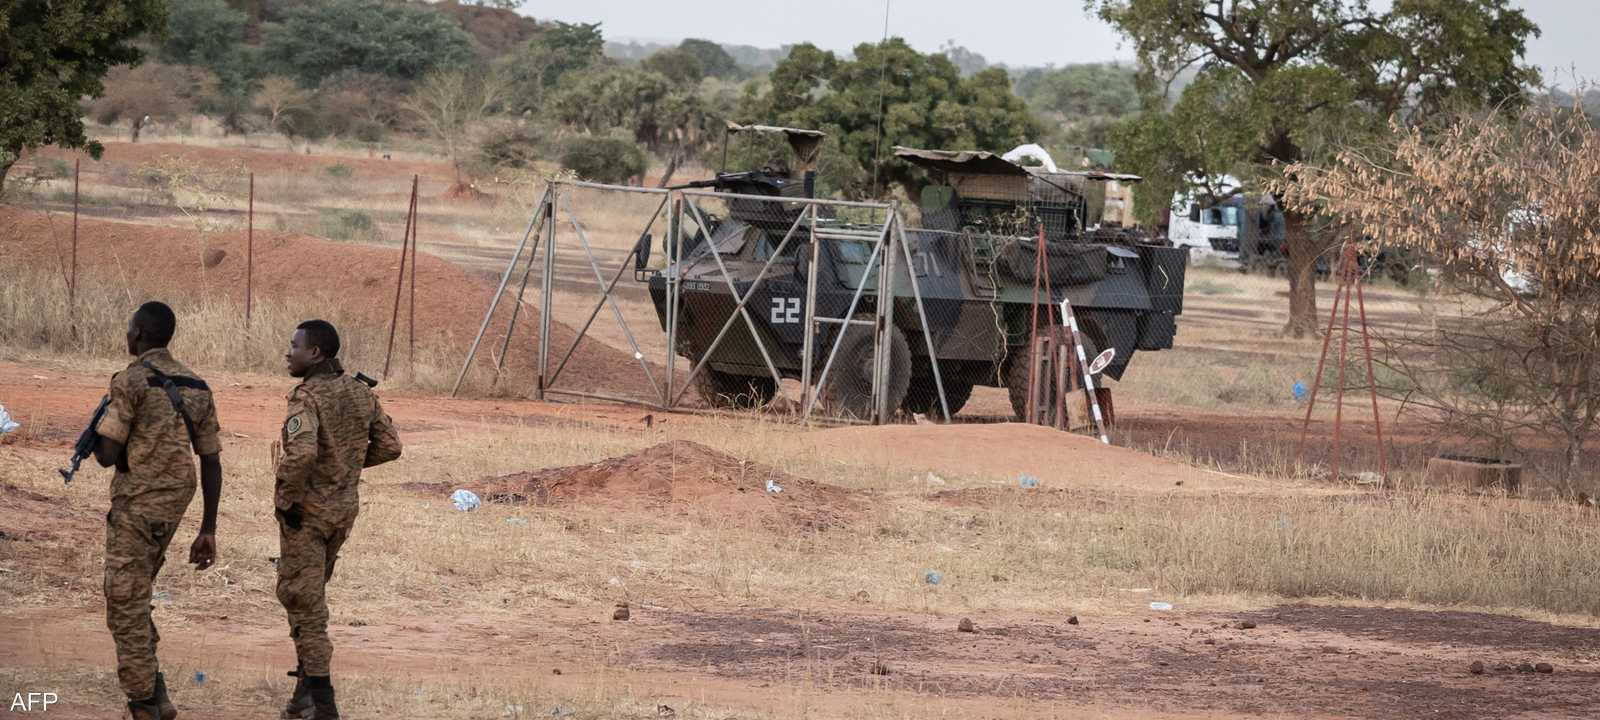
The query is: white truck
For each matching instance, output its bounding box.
[1166,179,1247,267]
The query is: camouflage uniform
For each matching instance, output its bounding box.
[95,348,221,701]
[275,362,402,676]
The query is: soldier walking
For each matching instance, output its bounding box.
[273,320,402,719]
[92,301,224,720]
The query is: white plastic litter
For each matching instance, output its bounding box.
[451,489,481,512]
[1002,143,1059,173]
[1149,601,1174,611]
[924,472,946,487]
[0,405,19,435]
[765,478,783,494]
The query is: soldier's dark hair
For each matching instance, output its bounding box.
[132,301,177,347]
[297,319,341,359]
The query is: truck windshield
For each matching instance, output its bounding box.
[1203,206,1240,227]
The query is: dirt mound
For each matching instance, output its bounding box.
[467,440,858,528]
[808,422,1310,494]
[0,207,654,397]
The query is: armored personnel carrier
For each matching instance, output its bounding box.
[640,129,1188,421]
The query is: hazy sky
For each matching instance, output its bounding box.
[530,0,1596,85]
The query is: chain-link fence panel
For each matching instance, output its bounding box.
[531,181,674,407]
[669,189,915,422]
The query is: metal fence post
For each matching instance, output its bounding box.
[799,204,822,416]
[537,184,558,400]
[70,158,79,321]
[246,172,254,326]
[664,194,682,407]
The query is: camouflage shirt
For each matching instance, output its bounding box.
[96,348,222,522]
[275,364,402,519]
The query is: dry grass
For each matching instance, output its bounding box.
[7,412,1598,623]
[0,263,460,392]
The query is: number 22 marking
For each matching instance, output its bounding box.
[770,297,801,324]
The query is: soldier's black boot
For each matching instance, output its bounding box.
[152,672,178,720]
[127,696,164,720]
[305,675,339,720]
[282,666,314,719]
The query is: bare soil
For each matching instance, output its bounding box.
[4,369,1599,719]
[435,439,862,529]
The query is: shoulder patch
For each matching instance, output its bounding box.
[285,415,304,436]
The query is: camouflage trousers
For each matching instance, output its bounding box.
[104,508,178,700]
[276,512,352,676]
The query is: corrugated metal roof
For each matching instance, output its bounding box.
[895,146,1141,182]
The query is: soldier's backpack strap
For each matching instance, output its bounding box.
[140,361,209,455]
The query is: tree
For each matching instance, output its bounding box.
[747,39,1039,199]
[161,0,250,89]
[253,76,309,137]
[1283,104,1600,486]
[261,0,474,88]
[678,39,740,80]
[0,0,167,197]
[500,21,605,113]
[1090,0,1540,337]
[560,135,646,185]
[402,68,510,187]
[548,66,714,157]
[641,48,705,86]
[937,41,989,77]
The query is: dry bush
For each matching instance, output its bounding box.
[1284,102,1600,486]
[85,62,217,137]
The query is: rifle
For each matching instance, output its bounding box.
[59,395,110,485]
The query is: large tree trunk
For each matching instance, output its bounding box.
[1283,210,1323,338]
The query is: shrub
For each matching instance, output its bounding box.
[559,135,646,185]
[317,208,377,242]
[478,124,544,170]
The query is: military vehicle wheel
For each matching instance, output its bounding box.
[902,379,974,419]
[819,319,911,419]
[1005,332,1101,424]
[694,368,777,409]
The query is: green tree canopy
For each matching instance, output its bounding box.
[501,21,605,112]
[161,0,252,93]
[640,47,705,86]
[1092,0,1540,336]
[678,39,741,80]
[261,0,474,87]
[549,66,715,156]
[0,0,167,195]
[745,39,1040,199]
[560,135,646,185]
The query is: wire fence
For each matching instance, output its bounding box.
[445,165,1190,432]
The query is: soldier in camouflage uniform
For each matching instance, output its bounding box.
[93,301,224,720]
[274,320,402,720]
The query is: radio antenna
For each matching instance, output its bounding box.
[869,0,892,198]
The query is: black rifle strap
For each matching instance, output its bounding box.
[141,361,208,455]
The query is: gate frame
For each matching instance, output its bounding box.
[453,181,950,425]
